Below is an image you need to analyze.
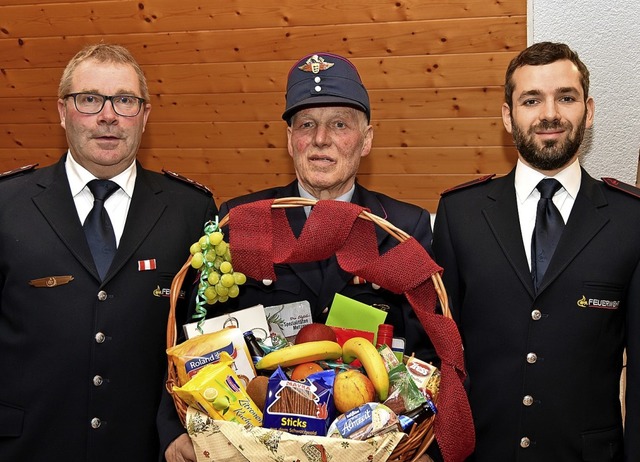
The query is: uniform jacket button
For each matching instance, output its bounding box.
[526,352,538,364]
[262,279,273,286]
[91,417,102,429]
[93,375,103,386]
[531,309,542,320]
[97,290,107,301]
[95,332,106,343]
[520,437,531,448]
[523,395,534,406]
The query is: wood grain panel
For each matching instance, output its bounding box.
[1,16,525,69]
[0,53,516,97]
[137,146,518,175]
[0,0,527,212]
[1,0,525,39]
[0,118,511,149]
[0,146,517,176]
[0,86,504,123]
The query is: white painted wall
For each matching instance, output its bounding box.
[530,0,640,184]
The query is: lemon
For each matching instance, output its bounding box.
[203,387,218,402]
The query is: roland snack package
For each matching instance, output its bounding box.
[263,367,336,436]
[172,352,263,426]
[167,327,256,387]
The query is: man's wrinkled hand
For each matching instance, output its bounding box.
[165,433,196,462]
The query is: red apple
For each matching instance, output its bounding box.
[295,323,337,344]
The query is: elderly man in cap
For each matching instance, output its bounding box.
[216,52,435,362]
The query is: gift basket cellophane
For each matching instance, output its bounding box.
[166,198,475,462]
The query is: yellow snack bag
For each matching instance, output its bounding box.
[166,327,256,387]
[173,352,263,426]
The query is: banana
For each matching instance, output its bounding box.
[341,337,389,401]
[255,340,342,370]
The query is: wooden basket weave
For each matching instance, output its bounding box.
[166,197,450,462]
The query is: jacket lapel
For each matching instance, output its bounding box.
[31,157,99,278]
[105,166,167,281]
[482,169,537,297]
[536,170,608,293]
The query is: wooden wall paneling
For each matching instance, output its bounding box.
[1,0,525,40]
[0,118,510,150]
[0,86,505,124]
[0,53,516,97]
[0,145,517,175]
[0,0,527,211]
[1,16,525,69]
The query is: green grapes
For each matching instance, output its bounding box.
[207,272,220,285]
[209,231,224,246]
[190,252,204,269]
[220,273,235,288]
[227,284,240,298]
[188,219,246,325]
[233,272,247,285]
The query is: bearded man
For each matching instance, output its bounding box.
[432,42,640,461]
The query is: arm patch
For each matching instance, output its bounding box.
[162,169,213,196]
[602,177,640,199]
[0,164,38,181]
[441,174,495,196]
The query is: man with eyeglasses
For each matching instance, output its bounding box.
[0,44,216,461]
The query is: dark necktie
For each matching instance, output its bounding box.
[531,178,564,290]
[84,179,120,279]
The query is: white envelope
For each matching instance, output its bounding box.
[182,304,270,340]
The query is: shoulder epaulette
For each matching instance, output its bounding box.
[162,169,213,196]
[0,163,38,181]
[441,174,495,196]
[602,177,640,199]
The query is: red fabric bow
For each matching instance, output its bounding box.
[228,199,475,461]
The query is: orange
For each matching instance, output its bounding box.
[290,362,324,381]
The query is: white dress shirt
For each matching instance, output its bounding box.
[515,158,581,270]
[65,152,136,247]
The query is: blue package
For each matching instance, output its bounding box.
[263,366,336,436]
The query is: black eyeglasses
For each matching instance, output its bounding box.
[63,92,146,117]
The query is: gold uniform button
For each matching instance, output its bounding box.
[520,437,531,448]
[523,395,534,406]
[526,352,538,364]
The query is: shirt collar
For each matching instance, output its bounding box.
[515,157,581,203]
[297,183,355,203]
[65,151,137,198]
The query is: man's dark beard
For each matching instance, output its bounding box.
[512,113,586,171]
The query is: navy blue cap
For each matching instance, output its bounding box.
[282,52,370,124]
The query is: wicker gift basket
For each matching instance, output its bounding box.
[166,198,474,462]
